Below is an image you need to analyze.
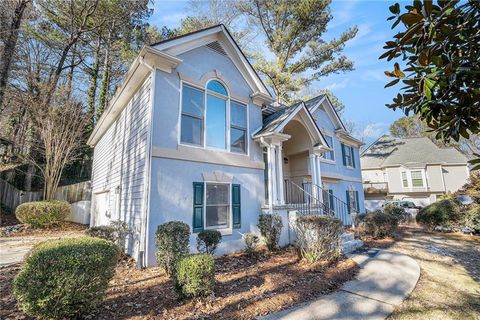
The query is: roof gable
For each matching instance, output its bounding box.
[306,95,346,131]
[153,25,273,103]
[361,135,469,168]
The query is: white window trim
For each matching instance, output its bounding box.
[178,79,250,156]
[203,181,233,235]
[401,169,427,190]
[343,144,354,169]
[322,134,336,163]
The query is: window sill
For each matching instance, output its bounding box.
[320,158,336,164]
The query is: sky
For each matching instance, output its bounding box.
[148,0,407,146]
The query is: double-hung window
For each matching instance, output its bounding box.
[342,144,355,167]
[410,170,424,187]
[180,85,204,146]
[180,80,248,153]
[401,171,409,187]
[205,183,230,229]
[322,135,335,161]
[230,101,247,153]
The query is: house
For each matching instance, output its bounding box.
[87,25,365,267]
[361,135,470,211]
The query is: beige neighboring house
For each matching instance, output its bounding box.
[360,135,470,211]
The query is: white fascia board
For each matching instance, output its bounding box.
[87,47,182,146]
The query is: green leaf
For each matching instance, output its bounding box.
[389,3,400,14]
[385,78,400,88]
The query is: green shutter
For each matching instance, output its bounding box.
[354,191,360,212]
[351,147,356,168]
[341,144,347,166]
[346,190,351,214]
[232,184,241,229]
[192,182,204,233]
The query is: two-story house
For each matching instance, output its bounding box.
[87,25,364,267]
[361,135,470,211]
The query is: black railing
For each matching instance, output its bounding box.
[303,182,355,225]
[284,180,330,216]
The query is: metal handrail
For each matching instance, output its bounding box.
[284,180,330,216]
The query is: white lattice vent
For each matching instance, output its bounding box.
[205,41,228,56]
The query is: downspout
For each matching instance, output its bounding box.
[138,54,155,268]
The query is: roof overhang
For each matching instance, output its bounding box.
[87,47,182,146]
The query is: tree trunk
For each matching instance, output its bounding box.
[87,38,101,133]
[65,43,77,97]
[97,31,112,121]
[0,0,30,113]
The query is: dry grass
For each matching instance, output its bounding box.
[388,227,480,320]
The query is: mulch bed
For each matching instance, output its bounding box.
[0,221,88,237]
[1,248,359,320]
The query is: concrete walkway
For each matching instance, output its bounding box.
[260,248,420,320]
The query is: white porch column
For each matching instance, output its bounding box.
[268,145,278,207]
[276,145,285,205]
[315,155,323,201]
[309,153,318,187]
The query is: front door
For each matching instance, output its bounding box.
[93,191,110,226]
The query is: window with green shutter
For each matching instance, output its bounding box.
[232,184,241,229]
[192,182,204,233]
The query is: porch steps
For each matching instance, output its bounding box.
[341,232,363,255]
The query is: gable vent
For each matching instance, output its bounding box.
[205,41,228,57]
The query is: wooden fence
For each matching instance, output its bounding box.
[0,179,91,212]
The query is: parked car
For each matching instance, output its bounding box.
[383,200,422,219]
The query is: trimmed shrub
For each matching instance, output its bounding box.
[15,200,70,228]
[155,221,190,275]
[85,220,132,252]
[383,204,408,223]
[196,230,222,255]
[295,215,343,263]
[416,199,460,231]
[242,233,260,256]
[174,254,215,298]
[13,236,119,319]
[258,213,283,251]
[355,211,399,239]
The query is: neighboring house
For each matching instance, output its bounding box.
[361,135,470,211]
[87,25,364,267]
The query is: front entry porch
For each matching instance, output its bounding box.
[254,105,355,226]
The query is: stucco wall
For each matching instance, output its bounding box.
[146,157,264,266]
[362,169,386,183]
[443,165,469,193]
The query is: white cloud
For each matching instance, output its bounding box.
[324,78,350,91]
[360,69,386,81]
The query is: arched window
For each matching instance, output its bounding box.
[180,79,247,153]
[206,80,228,149]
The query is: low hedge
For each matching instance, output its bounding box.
[174,254,215,298]
[383,204,408,223]
[294,215,343,263]
[258,213,283,251]
[196,229,222,255]
[85,220,131,252]
[416,199,460,231]
[13,236,119,319]
[355,211,399,239]
[15,200,70,228]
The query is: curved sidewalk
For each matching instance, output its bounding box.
[260,248,420,320]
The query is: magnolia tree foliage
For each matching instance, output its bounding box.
[381,0,480,167]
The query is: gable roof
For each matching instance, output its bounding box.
[306,94,347,131]
[253,101,328,147]
[361,135,469,168]
[152,24,273,102]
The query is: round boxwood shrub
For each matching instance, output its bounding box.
[416,199,460,231]
[383,204,408,223]
[295,215,343,263]
[15,200,70,228]
[13,236,119,319]
[174,254,215,299]
[196,229,222,255]
[85,220,131,252]
[355,211,399,239]
[242,232,260,256]
[155,221,190,275]
[258,213,283,251]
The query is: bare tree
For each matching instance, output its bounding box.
[24,87,88,199]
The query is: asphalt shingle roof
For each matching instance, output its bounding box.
[253,101,303,137]
[361,135,468,168]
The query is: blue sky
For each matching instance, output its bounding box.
[149,0,407,145]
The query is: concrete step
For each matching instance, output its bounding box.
[342,239,364,255]
[341,232,355,243]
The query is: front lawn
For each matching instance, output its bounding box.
[1,247,358,320]
[388,227,480,320]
